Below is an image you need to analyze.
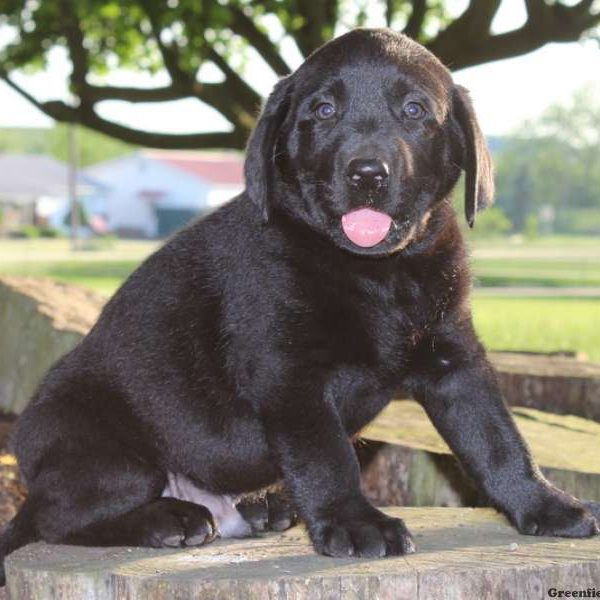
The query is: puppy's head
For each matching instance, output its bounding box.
[245,28,494,256]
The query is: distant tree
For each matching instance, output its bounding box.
[467,206,512,238]
[495,85,600,234]
[536,86,600,213]
[0,126,48,155]
[0,125,134,166]
[0,0,599,149]
[46,125,134,166]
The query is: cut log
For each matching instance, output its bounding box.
[0,277,104,414]
[6,507,600,599]
[359,400,600,507]
[491,352,600,421]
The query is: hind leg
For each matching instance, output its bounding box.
[23,439,167,545]
[63,498,216,548]
[27,451,217,549]
[1,439,186,585]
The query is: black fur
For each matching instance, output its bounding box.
[1,28,598,584]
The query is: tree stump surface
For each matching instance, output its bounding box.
[359,400,600,507]
[363,400,600,475]
[6,507,600,599]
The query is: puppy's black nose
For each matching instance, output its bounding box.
[346,158,389,190]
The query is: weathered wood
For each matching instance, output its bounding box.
[491,352,600,421]
[360,400,600,507]
[0,277,104,414]
[6,507,600,599]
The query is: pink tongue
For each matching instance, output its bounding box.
[341,208,392,248]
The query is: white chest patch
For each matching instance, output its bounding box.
[162,472,252,538]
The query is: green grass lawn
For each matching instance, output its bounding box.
[471,296,600,361]
[469,235,600,288]
[0,238,155,296]
[1,237,599,360]
[0,259,140,296]
[471,258,600,287]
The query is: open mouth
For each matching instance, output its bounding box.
[341,207,393,248]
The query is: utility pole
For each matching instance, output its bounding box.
[68,124,79,251]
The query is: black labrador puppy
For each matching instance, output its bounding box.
[1,28,598,582]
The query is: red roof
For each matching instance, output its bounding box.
[144,150,244,186]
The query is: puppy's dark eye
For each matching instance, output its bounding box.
[315,102,336,120]
[403,102,426,119]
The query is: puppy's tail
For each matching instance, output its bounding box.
[0,498,39,587]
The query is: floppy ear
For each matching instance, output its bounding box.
[452,85,494,227]
[244,77,293,222]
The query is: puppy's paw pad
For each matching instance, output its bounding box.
[184,529,213,547]
[313,515,415,558]
[517,499,599,539]
[321,526,354,557]
[141,498,216,548]
[161,532,185,547]
[236,497,269,533]
[236,491,298,534]
[266,491,297,532]
[583,501,600,526]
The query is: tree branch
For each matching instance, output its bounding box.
[139,0,190,86]
[206,48,261,111]
[58,1,87,80]
[291,0,338,57]
[58,0,90,96]
[403,0,428,39]
[56,0,258,137]
[429,0,502,53]
[0,71,48,114]
[138,2,262,129]
[525,0,600,40]
[523,0,548,23]
[385,0,393,28]
[94,81,254,134]
[0,72,246,149]
[75,109,246,149]
[230,6,292,76]
[428,0,600,70]
[83,84,198,103]
[458,0,502,33]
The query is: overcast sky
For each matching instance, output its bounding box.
[0,1,599,136]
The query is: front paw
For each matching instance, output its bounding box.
[513,489,600,538]
[236,491,297,534]
[310,503,416,558]
[583,500,600,523]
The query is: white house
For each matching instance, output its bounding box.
[0,154,103,236]
[83,150,244,238]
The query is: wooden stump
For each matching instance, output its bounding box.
[491,352,600,421]
[0,277,104,414]
[6,507,600,599]
[359,400,600,507]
